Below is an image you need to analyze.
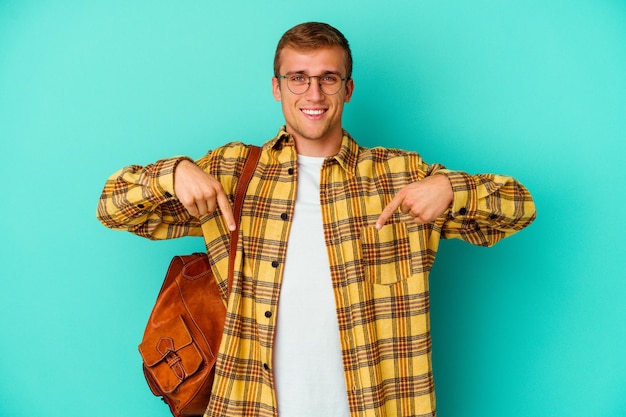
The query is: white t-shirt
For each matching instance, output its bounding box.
[273,155,350,417]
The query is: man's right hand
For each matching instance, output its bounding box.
[174,160,236,231]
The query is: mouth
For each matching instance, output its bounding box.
[301,108,327,119]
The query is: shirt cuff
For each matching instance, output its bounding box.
[435,170,476,219]
[151,156,194,201]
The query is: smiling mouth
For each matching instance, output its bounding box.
[301,109,326,116]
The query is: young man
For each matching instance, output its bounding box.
[97,22,536,417]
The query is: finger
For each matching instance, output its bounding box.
[182,199,199,217]
[375,194,403,229]
[412,213,427,225]
[216,191,236,231]
[196,199,211,216]
[187,205,199,217]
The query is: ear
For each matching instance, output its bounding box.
[272,77,281,101]
[344,78,354,103]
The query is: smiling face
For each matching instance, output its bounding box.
[272,46,354,157]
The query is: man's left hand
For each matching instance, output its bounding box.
[376,175,454,229]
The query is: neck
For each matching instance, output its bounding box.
[290,131,343,157]
[295,141,340,157]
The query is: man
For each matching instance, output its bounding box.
[97,22,536,417]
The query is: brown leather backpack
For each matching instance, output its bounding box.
[138,146,261,416]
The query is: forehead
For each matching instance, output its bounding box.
[278,46,348,75]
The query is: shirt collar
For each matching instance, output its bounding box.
[269,126,359,177]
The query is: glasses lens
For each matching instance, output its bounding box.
[286,74,344,95]
[287,74,309,94]
[319,74,342,95]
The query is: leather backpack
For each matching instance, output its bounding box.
[138,146,261,416]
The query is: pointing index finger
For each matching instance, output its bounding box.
[216,191,236,231]
[376,194,403,229]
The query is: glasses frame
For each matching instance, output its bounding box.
[276,73,350,95]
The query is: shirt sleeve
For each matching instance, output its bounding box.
[96,156,203,240]
[433,168,537,246]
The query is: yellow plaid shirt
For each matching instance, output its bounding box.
[97,127,536,417]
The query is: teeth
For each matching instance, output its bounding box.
[302,109,325,115]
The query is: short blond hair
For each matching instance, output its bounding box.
[274,22,353,78]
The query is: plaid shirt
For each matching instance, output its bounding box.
[97,127,536,417]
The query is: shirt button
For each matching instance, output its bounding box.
[459,207,467,215]
[489,213,498,220]
[280,213,288,220]
[288,167,294,175]
[263,363,270,371]
[164,191,172,198]
[271,261,279,268]
[265,311,272,318]
[137,204,145,209]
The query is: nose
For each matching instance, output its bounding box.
[304,76,324,101]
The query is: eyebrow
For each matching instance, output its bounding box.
[285,70,343,76]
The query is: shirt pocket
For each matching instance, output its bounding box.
[360,222,415,286]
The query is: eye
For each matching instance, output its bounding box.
[322,74,340,84]
[289,74,308,84]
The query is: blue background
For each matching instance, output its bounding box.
[1,1,624,416]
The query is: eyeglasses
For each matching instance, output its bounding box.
[277,73,350,95]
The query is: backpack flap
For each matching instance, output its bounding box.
[139,315,203,394]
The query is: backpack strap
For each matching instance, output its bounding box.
[227,145,262,297]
